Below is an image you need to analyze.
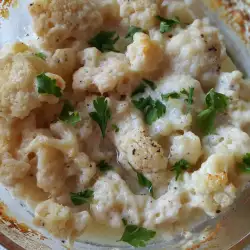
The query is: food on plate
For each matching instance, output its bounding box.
[0,0,250,247]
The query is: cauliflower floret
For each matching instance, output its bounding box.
[36,147,67,196]
[118,0,159,30]
[182,154,237,215]
[73,49,138,95]
[215,71,250,129]
[91,171,142,228]
[34,199,90,239]
[0,49,66,119]
[24,121,79,158]
[203,126,250,162]
[92,0,120,21]
[0,153,31,186]
[148,74,205,138]
[48,48,77,83]
[29,0,103,50]
[160,0,194,24]
[126,33,163,73]
[0,118,13,154]
[71,152,97,190]
[143,192,181,229]
[169,132,202,165]
[166,19,226,87]
[116,127,167,173]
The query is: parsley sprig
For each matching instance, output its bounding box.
[156,16,180,33]
[89,97,111,138]
[161,92,180,101]
[35,52,46,60]
[181,87,194,105]
[125,26,145,42]
[171,159,190,181]
[197,89,228,134]
[119,222,156,247]
[161,87,194,106]
[112,124,119,133]
[59,101,81,126]
[238,153,250,172]
[131,79,156,97]
[97,160,113,172]
[70,189,94,206]
[137,172,154,197]
[133,96,166,125]
[36,73,62,97]
[88,31,119,53]
[129,162,154,197]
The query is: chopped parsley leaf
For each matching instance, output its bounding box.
[131,83,147,97]
[119,224,156,247]
[59,101,81,126]
[129,163,154,197]
[238,153,250,173]
[97,160,113,172]
[36,73,62,97]
[35,52,46,60]
[197,107,216,135]
[70,189,94,206]
[112,124,119,133]
[133,97,166,125]
[161,92,180,101]
[142,79,156,90]
[197,89,228,134]
[89,97,111,138]
[131,79,156,97]
[156,16,180,33]
[125,26,144,42]
[137,171,154,197]
[205,89,228,112]
[181,87,194,105]
[88,31,119,53]
[122,218,128,226]
[171,159,190,181]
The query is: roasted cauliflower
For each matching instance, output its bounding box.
[29,0,103,50]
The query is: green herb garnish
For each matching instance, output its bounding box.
[70,189,94,206]
[156,16,180,33]
[119,224,156,247]
[35,52,46,60]
[129,163,154,197]
[137,172,154,197]
[197,89,228,134]
[161,92,180,101]
[97,160,113,172]
[125,26,144,42]
[181,87,194,105]
[59,101,81,126]
[88,31,119,52]
[89,97,111,138]
[142,79,156,90]
[133,97,166,125]
[122,218,128,226]
[171,159,190,181]
[238,153,250,172]
[112,124,119,133]
[131,79,156,97]
[36,73,62,97]
[131,83,147,97]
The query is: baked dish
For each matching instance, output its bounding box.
[0,0,249,248]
